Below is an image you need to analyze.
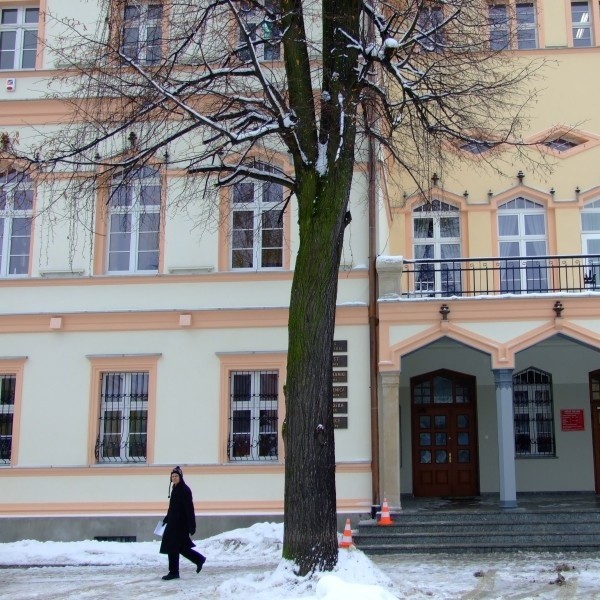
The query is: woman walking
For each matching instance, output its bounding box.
[160,466,206,580]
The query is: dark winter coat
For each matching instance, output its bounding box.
[159,479,197,555]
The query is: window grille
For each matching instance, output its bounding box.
[228,370,278,461]
[0,375,16,464]
[513,367,555,457]
[96,371,148,463]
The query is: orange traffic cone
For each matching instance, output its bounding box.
[338,518,354,548]
[378,498,393,525]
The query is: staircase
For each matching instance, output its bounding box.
[354,496,600,554]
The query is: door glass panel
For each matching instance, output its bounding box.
[434,376,453,403]
[420,450,432,463]
[434,415,446,428]
[458,449,470,463]
[419,415,431,428]
[435,450,448,463]
[458,432,469,445]
[435,433,447,445]
[420,433,431,445]
[457,414,469,428]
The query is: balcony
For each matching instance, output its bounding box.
[377,254,600,299]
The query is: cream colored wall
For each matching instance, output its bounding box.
[542,0,568,48]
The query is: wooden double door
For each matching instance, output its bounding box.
[411,370,479,497]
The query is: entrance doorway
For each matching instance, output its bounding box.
[411,369,479,497]
[590,370,600,493]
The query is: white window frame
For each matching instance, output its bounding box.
[238,0,281,62]
[97,371,149,463]
[121,2,163,65]
[489,4,510,50]
[0,6,39,70]
[0,374,16,465]
[412,200,462,297]
[107,166,161,274]
[0,170,33,277]
[228,370,279,462]
[572,1,593,47]
[515,2,537,49]
[498,197,548,293]
[582,199,600,288]
[230,163,284,270]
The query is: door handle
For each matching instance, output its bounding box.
[449,452,452,464]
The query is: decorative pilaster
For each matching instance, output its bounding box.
[380,371,401,510]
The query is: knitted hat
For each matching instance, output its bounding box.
[168,466,183,497]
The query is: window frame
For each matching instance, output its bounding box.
[570,0,593,47]
[229,162,286,271]
[0,169,34,277]
[238,0,281,62]
[119,1,164,65]
[87,355,159,466]
[219,352,286,465]
[487,1,539,50]
[0,5,40,71]
[513,367,556,458]
[0,358,25,467]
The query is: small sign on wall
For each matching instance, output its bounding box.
[561,409,585,431]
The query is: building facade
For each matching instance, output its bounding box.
[1,0,600,541]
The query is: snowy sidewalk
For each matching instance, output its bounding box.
[2,523,600,599]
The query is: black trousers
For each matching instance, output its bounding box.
[168,547,205,575]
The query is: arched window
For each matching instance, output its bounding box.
[412,200,461,297]
[498,197,547,293]
[0,170,33,277]
[513,367,555,457]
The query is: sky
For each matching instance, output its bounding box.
[2,522,600,599]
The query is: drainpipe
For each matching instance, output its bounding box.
[367,108,380,512]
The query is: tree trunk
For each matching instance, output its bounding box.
[282,161,354,574]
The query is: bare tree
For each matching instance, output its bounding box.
[6,0,545,575]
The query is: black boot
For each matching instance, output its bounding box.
[162,572,180,580]
[196,556,206,573]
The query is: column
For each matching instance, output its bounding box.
[380,371,401,510]
[493,368,517,508]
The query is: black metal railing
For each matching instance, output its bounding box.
[401,254,600,298]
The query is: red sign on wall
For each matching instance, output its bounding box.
[561,409,585,431]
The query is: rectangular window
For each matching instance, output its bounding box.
[238,0,281,62]
[121,2,162,65]
[231,163,283,270]
[0,170,33,276]
[0,6,38,70]
[418,6,444,51]
[516,3,537,49]
[228,370,278,461]
[0,375,16,464]
[108,166,161,273]
[572,1,593,46]
[489,4,509,50]
[96,371,148,463]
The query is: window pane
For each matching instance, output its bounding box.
[232,249,253,268]
[524,214,545,236]
[233,183,254,203]
[1,9,18,25]
[414,218,433,239]
[261,248,282,267]
[24,8,39,23]
[499,214,518,236]
[0,32,16,70]
[440,217,459,238]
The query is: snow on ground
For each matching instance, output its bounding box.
[2,523,600,598]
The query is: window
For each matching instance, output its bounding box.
[107,166,161,273]
[513,367,555,457]
[417,5,444,51]
[0,6,38,70]
[0,375,16,464]
[231,162,283,269]
[121,2,162,65]
[0,170,33,276]
[413,200,461,297]
[515,3,537,49]
[460,140,494,154]
[238,0,281,61]
[489,4,509,49]
[96,371,148,463]
[488,2,537,50]
[581,199,600,288]
[572,1,593,47]
[498,197,547,293]
[228,370,279,461]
